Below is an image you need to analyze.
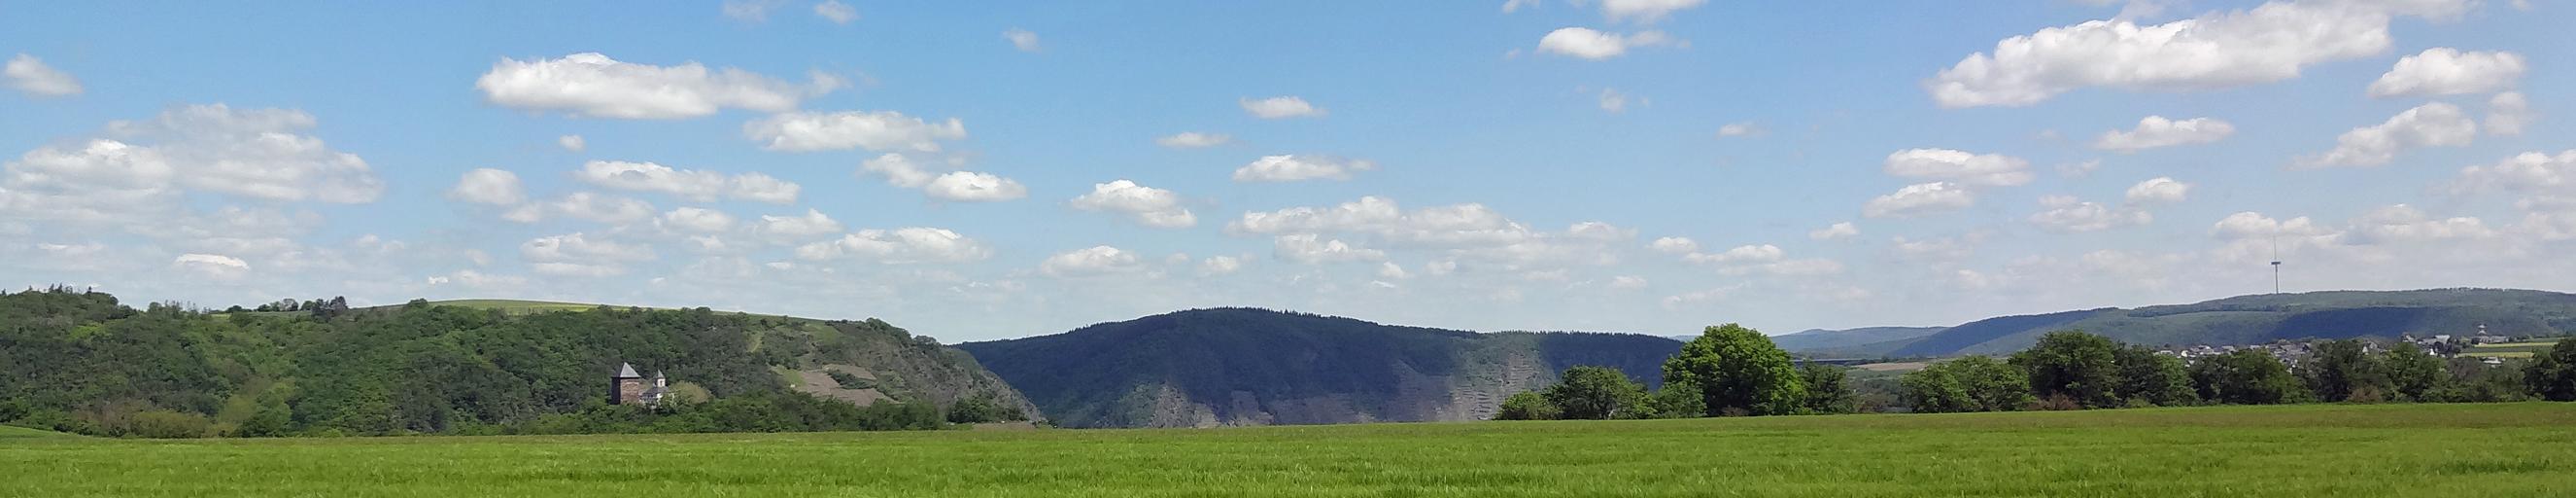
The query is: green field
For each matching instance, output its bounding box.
[5,404,2573,497]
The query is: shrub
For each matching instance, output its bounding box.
[123,410,213,439]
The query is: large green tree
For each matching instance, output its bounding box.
[2112,345,2197,407]
[1543,366,1650,420]
[2190,350,2305,405]
[1798,364,1857,414]
[1900,355,2031,413]
[2380,342,2447,402]
[2526,338,2576,402]
[1648,378,1705,419]
[2301,339,2389,403]
[2009,331,2121,409]
[1494,391,1560,420]
[1663,324,1804,416]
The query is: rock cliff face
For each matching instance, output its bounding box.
[957,308,1680,428]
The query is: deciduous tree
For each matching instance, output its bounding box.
[1663,324,1805,416]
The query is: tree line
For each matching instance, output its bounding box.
[1495,325,2576,420]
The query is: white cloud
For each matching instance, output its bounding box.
[1684,244,1783,265]
[536,192,656,225]
[2094,116,2235,153]
[573,160,801,203]
[1864,182,1976,219]
[1609,275,1649,290]
[1233,155,1376,182]
[1071,180,1196,229]
[6,53,83,97]
[532,262,627,277]
[795,228,993,264]
[1925,1,2455,107]
[1042,246,1146,277]
[751,208,844,239]
[1003,29,1042,53]
[2296,102,2477,168]
[1808,222,1859,240]
[2058,160,2104,178]
[2452,150,2576,198]
[2125,177,2191,205]
[2211,211,2332,240]
[1501,0,1542,14]
[1597,88,1630,113]
[1240,96,1325,119]
[1,104,383,220]
[1716,122,1764,137]
[813,0,857,24]
[1156,132,1232,148]
[1649,236,1700,255]
[658,207,737,233]
[2487,91,2534,136]
[448,168,527,206]
[2344,204,2492,244]
[475,53,831,119]
[2368,48,2525,98]
[427,269,529,288]
[1377,261,1414,280]
[922,171,1027,202]
[1273,233,1387,264]
[172,253,250,279]
[1535,27,1674,60]
[743,110,967,153]
[1199,256,1244,275]
[523,232,657,263]
[1884,149,2033,187]
[1661,286,1743,310]
[860,153,937,188]
[558,134,587,152]
[2028,195,2152,232]
[1601,0,1706,23]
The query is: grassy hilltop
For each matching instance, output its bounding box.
[2,403,2569,497]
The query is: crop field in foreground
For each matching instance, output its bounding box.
[3,404,2572,497]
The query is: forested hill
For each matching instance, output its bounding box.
[957,308,1682,428]
[0,288,1034,437]
[1880,289,2576,357]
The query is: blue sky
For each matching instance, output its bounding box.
[3,0,2571,341]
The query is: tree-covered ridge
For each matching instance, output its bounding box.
[958,307,1682,428]
[0,288,1030,438]
[1883,289,2576,357]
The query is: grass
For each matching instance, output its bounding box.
[0,425,76,439]
[3,404,2572,497]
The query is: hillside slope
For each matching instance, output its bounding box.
[1769,326,1945,355]
[959,308,1681,428]
[0,290,1035,436]
[1889,289,2576,356]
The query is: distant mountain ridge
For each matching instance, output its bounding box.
[1766,326,1946,355]
[958,308,1681,428]
[1881,289,2576,357]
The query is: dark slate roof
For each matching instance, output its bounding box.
[615,362,640,378]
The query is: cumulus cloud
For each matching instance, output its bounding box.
[1683,244,1783,265]
[657,207,737,233]
[1808,222,1859,240]
[475,53,834,119]
[1240,96,1325,119]
[1155,131,1232,148]
[743,110,967,153]
[2344,204,2492,244]
[1273,233,1387,264]
[523,232,657,264]
[1535,27,1675,60]
[558,134,587,152]
[1601,0,1706,23]
[2212,211,2333,240]
[6,53,83,97]
[2094,116,2235,153]
[2451,150,2576,203]
[172,253,250,279]
[1041,245,1147,276]
[510,192,656,225]
[573,160,801,203]
[813,0,857,24]
[1864,182,1976,219]
[1884,149,2033,187]
[2028,195,2152,232]
[794,228,993,264]
[1925,1,2459,107]
[2368,48,2525,98]
[1597,88,1631,113]
[922,171,1027,202]
[2487,91,2534,136]
[448,168,527,206]
[1199,255,1244,275]
[859,153,937,189]
[1233,155,1376,182]
[2296,102,2477,168]
[2125,177,2191,205]
[1071,180,1196,228]
[1715,122,1764,137]
[1648,236,1700,255]
[751,209,844,240]
[1,104,383,225]
[1003,29,1042,53]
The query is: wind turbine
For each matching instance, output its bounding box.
[2270,236,2283,295]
